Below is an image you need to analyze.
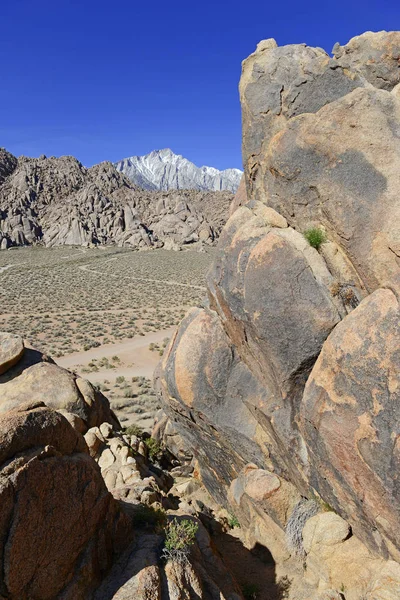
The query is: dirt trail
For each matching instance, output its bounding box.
[78,263,206,291]
[56,327,176,383]
[0,265,15,274]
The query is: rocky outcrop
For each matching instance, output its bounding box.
[0,148,17,185]
[333,31,400,90]
[0,333,118,433]
[0,333,24,375]
[158,31,400,599]
[0,333,253,599]
[0,401,128,600]
[0,153,233,250]
[229,174,247,216]
[240,31,400,292]
[115,148,242,192]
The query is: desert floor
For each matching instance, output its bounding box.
[0,245,214,429]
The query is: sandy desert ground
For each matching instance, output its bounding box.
[0,245,214,429]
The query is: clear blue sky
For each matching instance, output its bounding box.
[2,0,399,170]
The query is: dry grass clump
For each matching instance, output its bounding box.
[285,499,319,558]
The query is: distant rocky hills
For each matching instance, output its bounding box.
[115,148,242,192]
[0,149,235,250]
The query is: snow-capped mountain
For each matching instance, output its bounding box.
[114,148,242,192]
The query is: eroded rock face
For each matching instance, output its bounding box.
[158,30,400,599]
[0,402,128,600]
[0,153,233,251]
[0,332,24,375]
[300,285,400,558]
[240,33,400,293]
[333,31,400,91]
[0,148,18,185]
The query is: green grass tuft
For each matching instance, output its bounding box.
[303,227,326,249]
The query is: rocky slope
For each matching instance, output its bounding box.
[115,148,242,192]
[0,332,251,599]
[157,31,400,599]
[0,151,233,250]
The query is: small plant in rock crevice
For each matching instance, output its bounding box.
[132,504,166,529]
[303,227,327,250]
[124,424,144,438]
[161,518,199,564]
[144,437,162,461]
[228,514,240,529]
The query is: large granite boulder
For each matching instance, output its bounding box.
[240,32,400,292]
[0,333,24,375]
[333,30,400,91]
[0,402,128,600]
[0,333,118,432]
[158,30,400,599]
[300,284,400,559]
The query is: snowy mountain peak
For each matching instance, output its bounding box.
[114,149,242,192]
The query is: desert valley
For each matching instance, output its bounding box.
[1,26,400,600]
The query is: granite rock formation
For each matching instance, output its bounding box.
[0,401,129,600]
[115,148,242,192]
[0,333,251,599]
[0,333,118,433]
[0,153,233,250]
[158,31,400,599]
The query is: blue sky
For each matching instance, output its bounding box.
[2,0,399,170]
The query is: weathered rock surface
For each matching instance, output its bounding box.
[240,31,400,292]
[0,333,117,432]
[0,153,233,250]
[229,174,248,216]
[0,402,128,600]
[158,31,400,600]
[0,148,17,185]
[333,31,400,90]
[95,521,244,600]
[300,286,400,558]
[0,332,24,375]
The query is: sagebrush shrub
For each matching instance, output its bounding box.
[162,518,199,564]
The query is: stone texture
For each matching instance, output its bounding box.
[300,287,400,558]
[158,30,400,600]
[302,513,400,600]
[0,403,128,600]
[261,87,400,291]
[333,31,400,91]
[0,336,117,432]
[0,148,18,185]
[239,38,366,202]
[240,32,400,293]
[0,332,24,375]
[229,174,247,216]
[95,521,243,600]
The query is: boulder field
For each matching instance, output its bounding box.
[0,151,233,251]
[157,30,400,598]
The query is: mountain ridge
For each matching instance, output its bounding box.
[115,148,242,192]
